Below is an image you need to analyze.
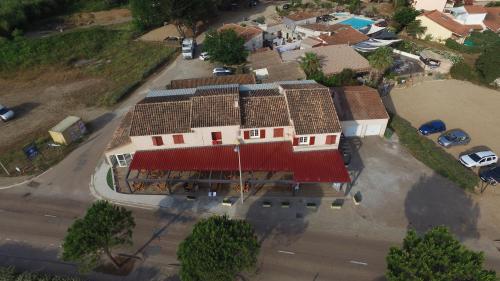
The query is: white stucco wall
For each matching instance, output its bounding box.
[295,26,325,38]
[341,119,388,137]
[462,13,487,25]
[240,126,295,144]
[412,0,447,11]
[292,132,341,152]
[417,15,456,43]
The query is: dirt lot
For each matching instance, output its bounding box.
[0,69,109,154]
[386,80,500,158]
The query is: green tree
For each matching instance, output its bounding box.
[299,52,323,78]
[177,215,260,281]
[475,41,500,83]
[405,19,426,38]
[203,29,248,65]
[164,0,218,36]
[130,0,167,31]
[62,200,135,272]
[348,0,362,14]
[393,7,420,31]
[386,227,496,281]
[368,46,394,82]
[392,0,408,8]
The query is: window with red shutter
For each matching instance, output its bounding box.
[243,130,250,139]
[273,128,284,138]
[211,132,222,145]
[309,136,315,145]
[293,137,299,146]
[260,129,266,139]
[152,136,163,146]
[326,135,337,145]
[173,134,184,144]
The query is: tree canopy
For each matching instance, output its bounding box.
[177,215,260,281]
[386,227,496,281]
[62,200,135,272]
[163,0,218,35]
[203,29,248,65]
[475,41,500,83]
[130,0,167,31]
[405,19,426,38]
[368,46,394,72]
[393,7,420,31]
[299,52,322,78]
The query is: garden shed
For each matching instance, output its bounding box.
[49,116,87,145]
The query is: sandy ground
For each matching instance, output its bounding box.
[386,80,500,158]
[0,70,109,154]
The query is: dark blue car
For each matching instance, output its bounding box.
[418,120,446,135]
[480,166,500,185]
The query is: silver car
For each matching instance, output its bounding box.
[0,104,14,121]
[437,129,470,148]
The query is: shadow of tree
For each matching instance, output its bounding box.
[404,174,480,240]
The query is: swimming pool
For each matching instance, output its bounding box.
[338,17,374,30]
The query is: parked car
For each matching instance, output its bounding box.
[0,104,14,121]
[418,120,446,135]
[199,52,210,61]
[213,67,233,76]
[459,151,498,168]
[479,166,500,185]
[282,3,290,9]
[437,129,470,148]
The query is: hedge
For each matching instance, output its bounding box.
[389,115,479,190]
[0,266,80,281]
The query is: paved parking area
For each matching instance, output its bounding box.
[385,80,500,158]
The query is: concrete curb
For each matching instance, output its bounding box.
[0,168,53,190]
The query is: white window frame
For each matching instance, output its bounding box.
[249,129,260,139]
[115,153,133,167]
[298,136,309,145]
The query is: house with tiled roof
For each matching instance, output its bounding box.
[411,0,448,12]
[449,5,488,27]
[219,23,264,51]
[105,80,357,192]
[331,86,389,137]
[417,10,475,43]
[169,74,256,89]
[484,7,500,32]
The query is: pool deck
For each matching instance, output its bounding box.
[328,13,376,30]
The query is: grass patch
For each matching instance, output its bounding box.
[389,115,478,190]
[106,168,114,190]
[0,24,177,105]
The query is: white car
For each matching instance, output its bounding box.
[459,150,498,168]
[212,67,233,76]
[199,52,210,61]
[0,104,14,121]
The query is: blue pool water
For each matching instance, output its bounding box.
[338,17,374,30]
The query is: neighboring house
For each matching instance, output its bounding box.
[301,37,323,49]
[105,81,352,188]
[169,74,256,89]
[417,10,473,43]
[219,23,264,51]
[248,48,306,82]
[411,0,448,11]
[331,86,389,137]
[280,44,371,75]
[295,23,369,46]
[450,5,487,26]
[484,7,500,32]
[257,21,284,41]
[283,11,319,38]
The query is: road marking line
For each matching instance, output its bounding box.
[44,214,57,218]
[278,250,295,255]
[350,260,368,266]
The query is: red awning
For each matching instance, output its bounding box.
[129,142,350,183]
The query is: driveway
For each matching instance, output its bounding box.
[384,80,500,158]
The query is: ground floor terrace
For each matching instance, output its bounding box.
[113,142,351,198]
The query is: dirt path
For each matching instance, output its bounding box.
[386,80,500,158]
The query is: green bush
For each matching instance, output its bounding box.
[389,115,479,190]
[445,38,479,54]
[0,266,80,281]
[476,41,500,84]
[450,61,479,82]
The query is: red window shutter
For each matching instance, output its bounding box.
[244,130,250,139]
[309,136,315,145]
[173,134,184,144]
[330,135,337,144]
[273,128,284,138]
[260,129,266,139]
[152,136,163,146]
[212,132,222,140]
[326,135,337,144]
[293,137,299,146]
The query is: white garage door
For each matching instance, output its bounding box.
[365,124,382,136]
[343,124,361,137]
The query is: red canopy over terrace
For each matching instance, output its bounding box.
[129,142,350,183]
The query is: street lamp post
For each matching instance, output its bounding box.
[234,145,244,204]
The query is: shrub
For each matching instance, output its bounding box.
[475,41,500,84]
[445,38,479,54]
[389,115,479,190]
[253,16,265,24]
[0,266,80,280]
[450,61,479,82]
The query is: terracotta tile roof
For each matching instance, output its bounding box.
[106,110,132,151]
[240,89,281,97]
[194,85,239,96]
[484,7,500,32]
[464,5,487,14]
[191,95,241,128]
[285,88,342,135]
[299,23,348,32]
[170,74,256,89]
[281,44,370,75]
[219,23,263,42]
[317,27,369,45]
[331,86,389,121]
[285,11,319,21]
[264,62,307,82]
[280,83,328,90]
[130,101,192,136]
[420,10,471,36]
[240,96,291,128]
[248,48,282,70]
[301,36,323,47]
